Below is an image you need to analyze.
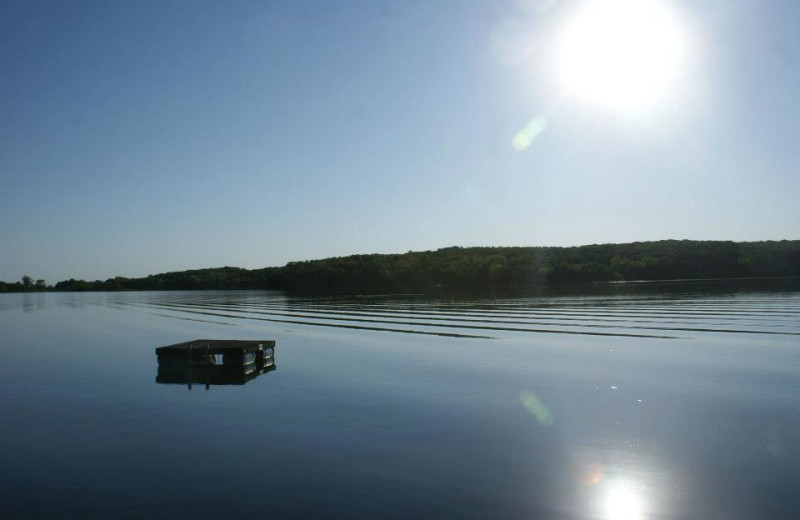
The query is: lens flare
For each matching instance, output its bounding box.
[520,390,555,426]
[512,115,548,151]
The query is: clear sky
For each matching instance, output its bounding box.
[1,0,798,282]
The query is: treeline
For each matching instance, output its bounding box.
[3,240,799,294]
[261,240,800,291]
[55,240,800,292]
[51,267,280,292]
[0,275,49,293]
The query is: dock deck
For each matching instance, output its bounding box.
[155,339,277,389]
[156,339,275,367]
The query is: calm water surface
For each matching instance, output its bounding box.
[1,285,799,519]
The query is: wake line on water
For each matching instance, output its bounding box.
[238,300,800,322]
[108,301,496,339]
[138,300,800,338]
[205,301,796,330]
[120,301,678,339]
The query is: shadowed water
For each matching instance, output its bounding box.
[1,283,799,519]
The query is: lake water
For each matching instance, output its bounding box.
[1,284,799,519]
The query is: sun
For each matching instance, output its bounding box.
[556,0,686,113]
[602,482,646,520]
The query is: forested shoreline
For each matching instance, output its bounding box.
[2,240,798,294]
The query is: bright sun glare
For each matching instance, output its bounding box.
[557,0,685,113]
[603,482,646,520]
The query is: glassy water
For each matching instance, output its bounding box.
[1,285,799,519]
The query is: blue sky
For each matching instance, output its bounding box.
[1,0,798,282]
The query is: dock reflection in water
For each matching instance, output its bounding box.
[155,339,276,389]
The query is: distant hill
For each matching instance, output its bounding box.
[2,240,798,293]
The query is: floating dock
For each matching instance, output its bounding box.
[155,339,276,388]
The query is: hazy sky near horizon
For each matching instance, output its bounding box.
[1,0,798,282]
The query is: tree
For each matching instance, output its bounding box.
[21,275,33,289]
[35,279,47,290]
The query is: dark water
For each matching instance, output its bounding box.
[2,285,799,519]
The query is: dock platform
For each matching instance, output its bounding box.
[156,339,275,366]
[155,339,276,389]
